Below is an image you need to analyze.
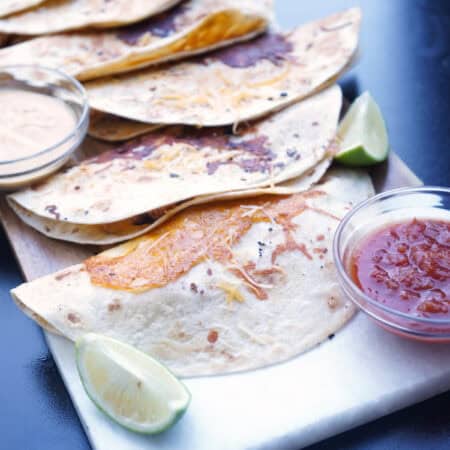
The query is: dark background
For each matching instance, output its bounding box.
[1,1,449,449]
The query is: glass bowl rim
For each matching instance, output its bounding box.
[0,64,89,165]
[333,185,450,325]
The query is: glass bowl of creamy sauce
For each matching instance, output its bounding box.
[0,65,89,190]
[333,187,450,342]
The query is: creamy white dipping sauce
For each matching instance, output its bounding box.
[0,88,80,189]
[0,88,77,160]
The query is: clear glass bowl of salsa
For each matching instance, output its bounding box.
[333,187,450,342]
[0,65,89,190]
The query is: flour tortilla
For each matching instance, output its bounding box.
[9,84,342,225]
[89,111,161,142]
[85,8,361,127]
[8,157,332,245]
[0,0,45,18]
[0,0,181,34]
[0,0,272,81]
[11,168,374,376]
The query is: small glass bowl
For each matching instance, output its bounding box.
[333,186,450,342]
[0,65,89,190]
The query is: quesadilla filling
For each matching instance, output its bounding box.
[86,190,337,297]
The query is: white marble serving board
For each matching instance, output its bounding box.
[45,311,450,450]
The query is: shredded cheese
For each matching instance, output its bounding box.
[240,204,277,225]
[227,262,274,290]
[216,281,245,304]
[231,90,256,109]
[238,324,273,345]
[141,231,172,254]
[271,264,287,277]
[246,63,291,88]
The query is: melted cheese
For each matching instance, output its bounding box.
[216,281,245,304]
[247,63,291,88]
[85,191,329,293]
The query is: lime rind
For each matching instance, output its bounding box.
[76,333,191,435]
[335,91,389,166]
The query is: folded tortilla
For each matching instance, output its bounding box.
[0,0,272,81]
[11,168,374,376]
[85,8,361,126]
[8,157,332,245]
[0,0,181,34]
[0,0,45,18]
[9,84,342,226]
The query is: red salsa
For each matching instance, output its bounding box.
[350,219,450,318]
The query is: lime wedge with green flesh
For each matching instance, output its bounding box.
[335,91,389,166]
[76,333,190,434]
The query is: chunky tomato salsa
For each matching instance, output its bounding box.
[350,219,450,318]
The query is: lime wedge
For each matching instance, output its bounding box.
[76,333,190,434]
[335,91,389,166]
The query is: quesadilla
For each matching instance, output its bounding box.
[11,168,374,376]
[9,84,342,226]
[8,157,332,245]
[85,8,361,127]
[0,0,181,35]
[0,0,45,18]
[0,0,272,81]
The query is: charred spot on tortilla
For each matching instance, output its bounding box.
[87,126,277,175]
[286,148,301,160]
[118,2,189,44]
[209,33,294,68]
[108,299,122,312]
[54,270,73,281]
[206,136,275,175]
[207,330,219,344]
[313,247,328,259]
[45,205,60,220]
[67,312,81,324]
[89,139,156,164]
[328,296,339,308]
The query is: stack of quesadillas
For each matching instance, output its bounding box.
[8,4,373,375]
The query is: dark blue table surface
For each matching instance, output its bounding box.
[1,1,450,449]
